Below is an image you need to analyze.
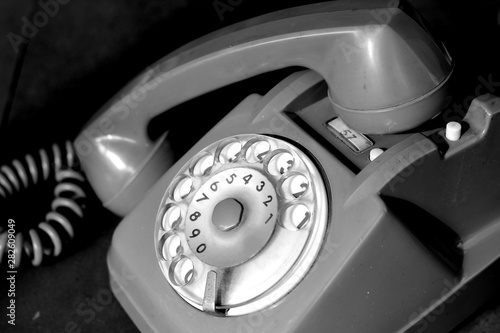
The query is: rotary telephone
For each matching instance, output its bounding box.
[74,0,500,332]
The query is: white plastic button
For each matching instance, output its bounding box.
[446,121,461,141]
[369,148,384,161]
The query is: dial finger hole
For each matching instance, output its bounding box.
[170,176,194,202]
[279,173,310,199]
[243,138,271,163]
[216,139,242,164]
[280,204,311,231]
[160,203,182,230]
[265,150,295,176]
[169,256,195,286]
[159,232,183,260]
[189,153,215,177]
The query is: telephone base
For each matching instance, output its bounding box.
[108,70,500,332]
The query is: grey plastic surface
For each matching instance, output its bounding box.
[107,70,500,332]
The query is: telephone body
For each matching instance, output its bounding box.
[71,0,500,332]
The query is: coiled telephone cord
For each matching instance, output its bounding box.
[0,141,88,267]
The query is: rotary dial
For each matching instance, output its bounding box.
[154,134,328,316]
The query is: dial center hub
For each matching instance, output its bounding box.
[212,198,244,232]
[185,167,278,268]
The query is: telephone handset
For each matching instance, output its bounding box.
[104,1,500,332]
[75,0,452,217]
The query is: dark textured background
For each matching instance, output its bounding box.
[0,0,500,332]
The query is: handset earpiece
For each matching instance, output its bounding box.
[76,0,452,216]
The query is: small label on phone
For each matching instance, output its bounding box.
[326,117,373,153]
